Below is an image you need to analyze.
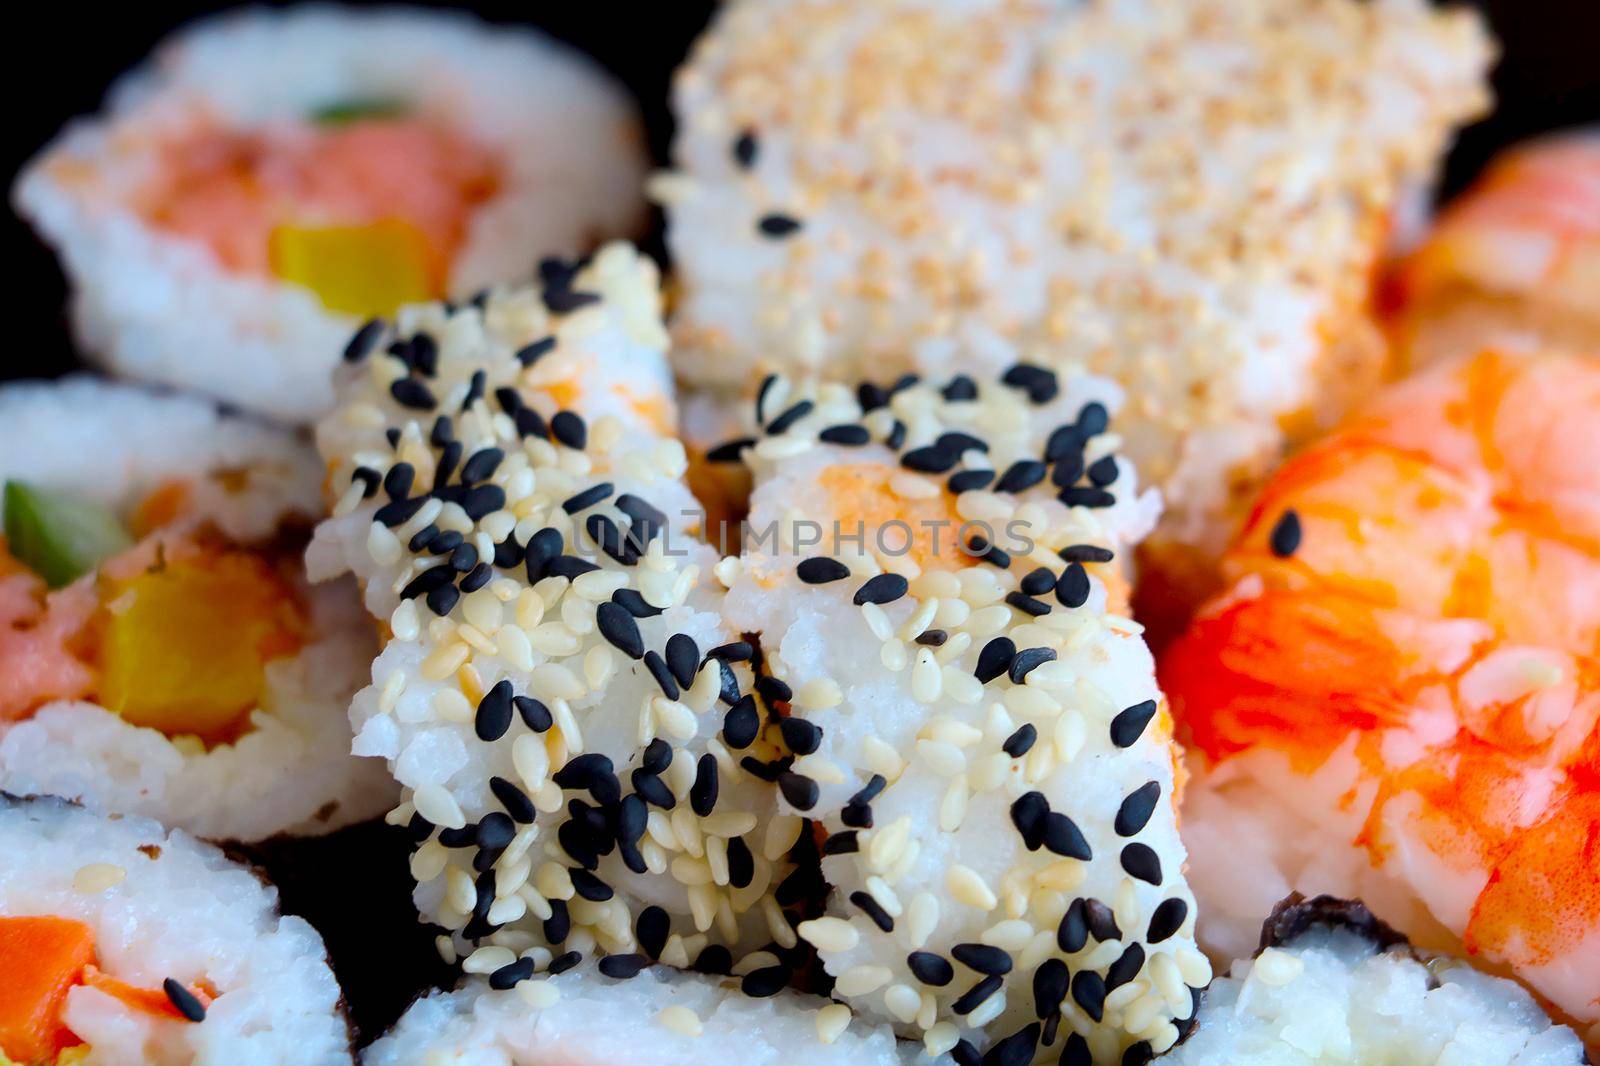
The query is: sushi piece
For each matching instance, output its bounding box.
[309,243,810,996]
[660,0,1492,633]
[1160,349,1600,1031]
[1386,131,1600,367]
[0,794,351,1065]
[14,6,648,423]
[1167,894,1588,1065]
[713,366,1207,1062]
[0,377,393,841]
[365,965,915,1065]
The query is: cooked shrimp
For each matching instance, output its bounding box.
[1386,132,1600,366]
[1161,349,1600,1028]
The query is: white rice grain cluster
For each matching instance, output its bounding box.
[0,795,351,1065]
[14,6,648,422]
[367,965,917,1066]
[661,0,1492,571]
[310,243,809,997]
[714,366,1205,1062]
[0,377,393,841]
[1169,914,1586,1065]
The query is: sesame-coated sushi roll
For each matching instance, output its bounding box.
[366,965,916,1066]
[1385,131,1600,367]
[660,0,1492,633]
[712,366,1206,1063]
[0,794,351,1065]
[0,377,392,841]
[1160,350,1600,1032]
[14,6,648,423]
[1168,895,1588,1065]
[310,244,813,1000]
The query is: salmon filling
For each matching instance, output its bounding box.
[131,114,503,316]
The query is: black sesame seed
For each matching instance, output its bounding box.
[765,399,814,435]
[374,496,427,528]
[976,637,1017,683]
[1044,425,1083,463]
[840,802,873,829]
[705,437,754,463]
[740,965,790,998]
[515,696,552,732]
[352,467,381,498]
[1071,970,1107,1022]
[431,415,456,446]
[449,543,479,573]
[727,834,754,888]
[1051,452,1086,489]
[953,1040,982,1066]
[1084,898,1121,942]
[1058,486,1117,508]
[596,602,645,660]
[907,950,955,987]
[522,528,563,582]
[982,1022,1041,1066]
[408,523,440,552]
[631,771,675,810]
[1057,899,1089,953]
[757,214,802,238]
[952,974,1003,1015]
[722,695,760,749]
[778,771,819,810]
[637,905,670,959]
[1011,790,1049,851]
[570,868,613,901]
[432,441,463,491]
[409,334,438,376]
[778,717,822,755]
[462,447,506,485]
[1115,781,1162,837]
[709,641,754,662]
[1055,562,1091,608]
[1005,591,1051,617]
[599,953,648,979]
[460,562,493,593]
[612,588,663,618]
[1001,363,1059,404]
[429,531,464,556]
[848,774,886,807]
[941,375,979,401]
[544,288,601,314]
[995,459,1048,494]
[853,573,909,605]
[1147,898,1188,945]
[400,564,455,600]
[561,482,613,515]
[476,812,516,852]
[163,979,207,1023]
[968,536,1011,569]
[461,369,487,412]
[1106,942,1145,990]
[690,754,720,816]
[1087,455,1119,487]
[515,336,556,367]
[550,411,587,450]
[344,318,385,362]
[692,945,732,976]
[1002,724,1037,758]
[475,680,514,742]
[1058,543,1114,564]
[547,554,601,580]
[915,629,948,646]
[1033,958,1069,1018]
[385,427,402,448]
[948,469,995,493]
[514,408,548,439]
[732,128,759,168]
[540,899,571,945]
[1110,699,1158,748]
[936,431,988,455]
[952,943,1012,975]
[901,444,958,474]
[383,463,415,501]
[1020,567,1055,596]
[1122,1041,1154,1066]
[437,825,476,848]
[756,676,793,705]
[1121,843,1163,885]
[390,377,436,410]
[822,830,859,855]
[850,890,894,932]
[665,634,700,689]
[1271,509,1303,557]
[819,424,871,445]
[554,753,621,806]
[490,776,536,823]
[1063,1034,1091,1066]
[461,485,506,521]
[884,420,907,449]
[425,582,460,617]
[1008,646,1056,683]
[642,650,679,699]
[489,957,535,990]
[796,556,850,584]
[548,950,581,975]
[641,738,673,774]
[1043,812,1093,861]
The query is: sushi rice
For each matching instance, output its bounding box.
[0,376,393,842]
[14,6,649,423]
[713,366,1205,1061]
[0,794,351,1065]
[365,965,915,1066]
[310,243,810,990]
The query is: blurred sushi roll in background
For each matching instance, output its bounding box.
[1167,895,1587,1065]
[1160,349,1600,1034]
[1385,131,1600,367]
[310,243,816,998]
[658,0,1493,635]
[0,376,393,842]
[365,962,913,1066]
[0,794,352,1065]
[712,365,1203,1062]
[13,6,649,423]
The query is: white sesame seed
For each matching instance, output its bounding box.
[834,965,893,997]
[947,865,997,911]
[413,784,467,829]
[906,893,939,948]
[795,678,843,710]
[1252,947,1305,987]
[462,945,516,974]
[966,990,1007,1028]
[72,863,125,894]
[657,1005,702,1037]
[798,916,861,954]
[883,983,921,1024]
[518,980,560,1009]
[816,1003,852,1044]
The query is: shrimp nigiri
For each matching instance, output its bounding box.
[1160,348,1600,1035]
[1386,132,1600,367]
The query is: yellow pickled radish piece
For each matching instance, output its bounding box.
[97,551,304,742]
[268,218,440,317]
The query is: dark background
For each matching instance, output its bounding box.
[6,1,1597,383]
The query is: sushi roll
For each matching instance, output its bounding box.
[309,243,810,995]
[1166,894,1588,1065]
[713,366,1206,1062]
[659,0,1491,633]
[14,6,649,423]
[0,794,351,1065]
[1385,131,1600,367]
[0,377,393,841]
[365,965,913,1065]
[1160,349,1600,1032]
